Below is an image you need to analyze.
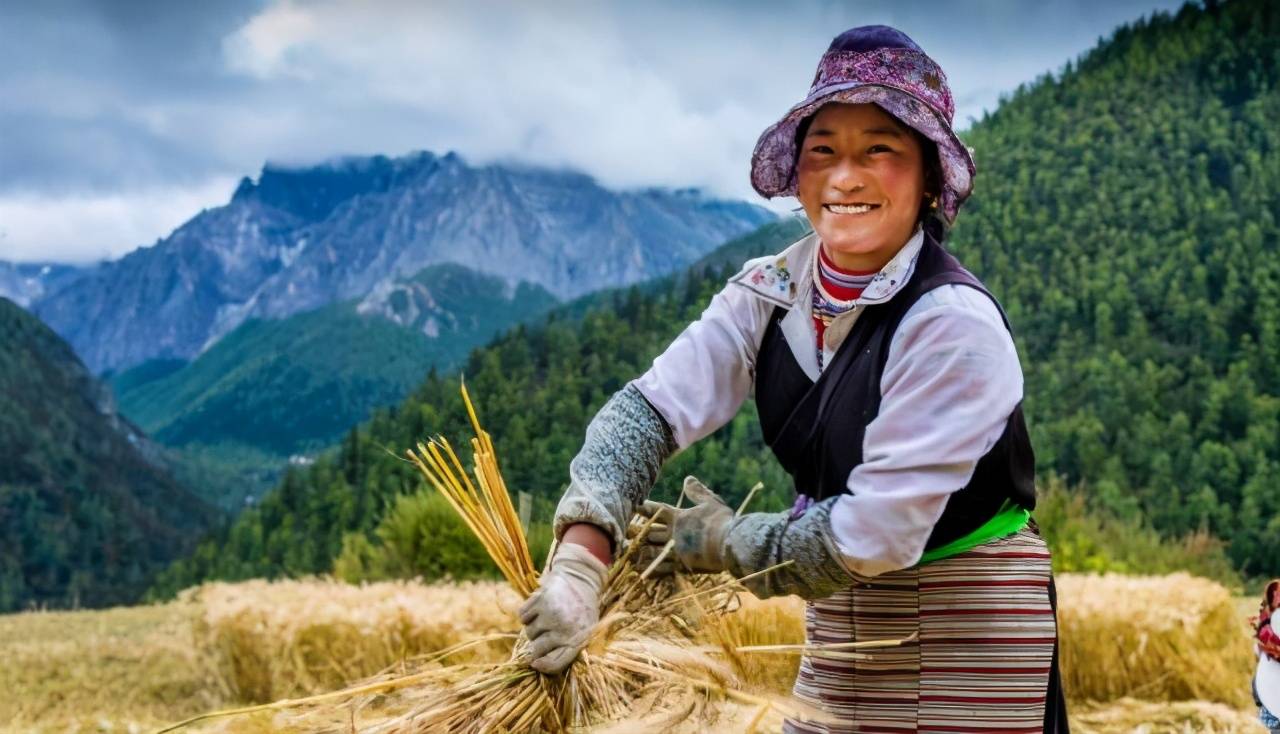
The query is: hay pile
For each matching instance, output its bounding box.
[1070,698,1265,733]
[1057,572,1255,708]
[188,578,519,702]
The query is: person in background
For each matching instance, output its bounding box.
[519,24,1069,731]
[1254,580,1280,732]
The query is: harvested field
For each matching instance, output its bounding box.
[0,573,1263,733]
[1071,698,1265,733]
[0,599,219,733]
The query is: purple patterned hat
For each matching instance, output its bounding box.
[750,25,975,224]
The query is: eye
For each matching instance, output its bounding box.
[869,144,893,154]
[808,144,834,154]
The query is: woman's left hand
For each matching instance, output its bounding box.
[636,476,733,575]
[638,476,857,600]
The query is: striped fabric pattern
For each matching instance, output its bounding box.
[811,246,876,369]
[786,527,1056,733]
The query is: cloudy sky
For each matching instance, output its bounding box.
[1,0,1186,264]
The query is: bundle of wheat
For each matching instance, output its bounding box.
[405,382,539,598]
[380,382,815,732]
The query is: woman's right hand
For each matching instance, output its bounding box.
[518,540,608,674]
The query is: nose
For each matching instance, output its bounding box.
[829,154,867,193]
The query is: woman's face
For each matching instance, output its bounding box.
[796,102,927,272]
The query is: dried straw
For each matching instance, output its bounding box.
[404,381,538,597]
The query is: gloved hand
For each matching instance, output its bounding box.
[637,476,734,575]
[640,479,860,601]
[518,542,609,674]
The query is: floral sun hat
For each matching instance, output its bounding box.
[750,25,976,224]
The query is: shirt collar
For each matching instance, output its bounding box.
[730,224,925,310]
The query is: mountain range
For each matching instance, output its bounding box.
[25,151,774,375]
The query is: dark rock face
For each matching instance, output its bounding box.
[32,151,774,373]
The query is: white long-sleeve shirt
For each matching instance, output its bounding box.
[632,225,1024,578]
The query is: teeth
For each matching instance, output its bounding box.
[826,203,874,214]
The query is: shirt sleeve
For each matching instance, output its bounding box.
[631,281,772,449]
[827,284,1024,577]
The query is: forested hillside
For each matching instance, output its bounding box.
[952,0,1280,571]
[152,0,1280,593]
[0,299,216,611]
[112,264,558,509]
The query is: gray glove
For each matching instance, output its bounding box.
[518,542,609,674]
[723,496,861,600]
[638,476,733,574]
[553,384,677,550]
[640,477,858,600]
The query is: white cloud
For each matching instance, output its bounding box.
[1,0,1185,262]
[0,177,237,263]
[214,1,801,202]
[222,0,321,80]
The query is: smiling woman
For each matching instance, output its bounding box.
[794,103,934,272]
[523,23,1070,734]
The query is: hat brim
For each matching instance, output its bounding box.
[750,83,975,224]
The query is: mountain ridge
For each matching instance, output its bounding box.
[32,151,774,374]
[110,262,559,509]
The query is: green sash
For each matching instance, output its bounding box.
[916,500,1031,565]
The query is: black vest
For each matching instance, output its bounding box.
[754,234,1036,551]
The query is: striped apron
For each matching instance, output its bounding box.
[786,526,1061,733]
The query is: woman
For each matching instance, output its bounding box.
[519,25,1069,732]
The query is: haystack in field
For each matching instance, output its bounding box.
[187,578,518,702]
[1057,572,1254,708]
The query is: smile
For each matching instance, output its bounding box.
[824,203,880,215]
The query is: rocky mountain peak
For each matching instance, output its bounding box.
[31,150,774,373]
